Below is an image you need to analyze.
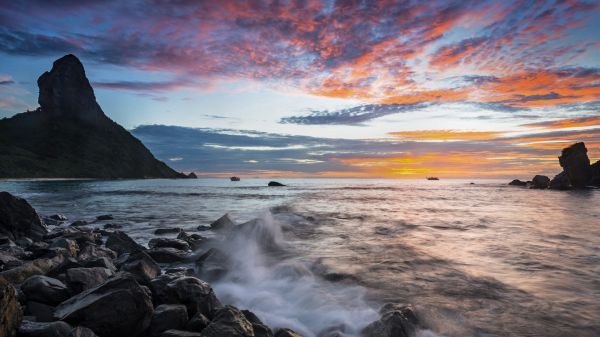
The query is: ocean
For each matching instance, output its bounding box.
[1,178,598,337]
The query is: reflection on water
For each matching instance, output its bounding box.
[1,178,598,337]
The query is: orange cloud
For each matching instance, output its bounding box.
[523,115,600,129]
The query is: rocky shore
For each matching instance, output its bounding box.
[0,191,417,337]
[509,142,600,190]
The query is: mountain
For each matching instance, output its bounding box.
[0,54,187,179]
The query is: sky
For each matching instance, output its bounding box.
[1,0,599,178]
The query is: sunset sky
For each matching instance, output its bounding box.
[1,0,599,178]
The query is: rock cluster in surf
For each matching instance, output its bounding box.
[0,191,418,337]
[509,142,600,190]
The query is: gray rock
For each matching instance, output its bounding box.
[106,231,145,256]
[149,238,190,251]
[46,258,83,278]
[195,248,230,281]
[176,232,205,250]
[151,275,222,319]
[68,326,98,337]
[149,304,189,337]
[21,275,69,305]
[119,251,161,284]
[78,244,117,261]
[65,267,114,294]
[209,214,235,231]
[18,320,72,337]
[0,256,65,284]
[147,247,189,263]
[54,273,153,337]
[361,304,417,337]
[0,192,47,241]
[199,305,254,337]
[0,276,22,337]
[530,175,550,189]
[81,257,116,272]
[25,301,55,322]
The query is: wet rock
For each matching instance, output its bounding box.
[361,304,418,337]
[200,305,254,337]
[0,256,65,284]
[530,175,550,189]
[161,330,202,337]
[154,228,182,235]
[0,250,22,271]
[268,181,286,187]
[46,258,83,278]
[81,257,116,272]
[25,301,55,322]
[0,276,22,337]
[508,179,527,186]
[63,229,102,247]
[151,275,222,319]
[70,220,88,227]
[549,171,571,190]
[96,215,113,221]
[105,231,145,256]
[54,273,153,337]
[147,247,189,263]
[148,304,188,337]
[65,267,114,294]
[0,192,47,241]
[68,326,98,337]
[195,248,230,281]
[77,244,117,261]
[559,142,592,188]
[119,251,161,284]
[274,329,302,337]
[209,214,236,231]
[176,232,205,250]
[18,320,72,337]
[50,238,80,258]
[49,214,68,222]
[20,275,69,305]
[185,312,210,332]
[242,310,273,337]
[102,223,121,229]
[149,238,190,251]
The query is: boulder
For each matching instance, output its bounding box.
[154,228,183,235]
[105,231,145,256]
[199,305,254,337]
[81,257,116,272]
[50,238,80,258]
[162,331,202,337]
[549,171,571,190]
[530,175,550,189]
[65,267,114,294]
[102,223,121,229]
[77,244,117,261]
[274,329,302,337]
[242,310,273,337]
[54,274,153,337]
[361,304,418,337]
[177,232,205,250]
[185,312,210,333]
[69,326,98,337]
[96,215,113,221]
[508,179,527,186]
[148,304,189,337]
[195,248,231,281]
[0,256,65,284]
[62,230,102,247]
[209,214,236,231]
[151,275,222,319]
[119,251,161,284]
[17,320,72,337]
[0,276,22,337]
[558,142,591,188]
[268,181,286,187]
[147,248,189,263]
[24,301,55,322]
[20,275,69,305]
[149,238,190,251]
[0,192,47,241]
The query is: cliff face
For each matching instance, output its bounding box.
[0,54,185,179]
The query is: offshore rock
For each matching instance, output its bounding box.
[558,142,591,188]
[530,175,550,189]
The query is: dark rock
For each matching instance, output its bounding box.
[268,181,286,187]
[154,228,183,235]
[15,237,34,248]
[49,214,68,222]
[150,275,222,319]
[549,171,571,190]
[508,179,527,186]
[0,251,22,272]
[106,231,145,256]
[176,232,205,250]
[96,215,113,221]
[0,276,22,337]
[196,226,211,231]
[17,320,72,337]
[164,267,194,275]
[0,256,65,284]
[185,312,210,332]
[242,310,273,337]
[65,267,114,294]
[530,175,550,189]
[361,304,418,337]
[230,177,240,181]
[21,275,69,305]
[25,301,55,322]
[102,223,121,229]
[69,220,88,227]
[50,238,79,258]
[46,258,83,278]
[147,248,189,263]
[149,304,189,337]
[43,217,64,227]
[68,326,98,337]
[77,244,117,261]
[200,305,254,337]
[186,172,198,179]
[149,238,190,251]
[591,160,600,186]
[62,230,101,247]
[119,251,161,284]
[559,142,592,188]
[195,248,230,281]
[161,330,202,337]
[54,273,154,337]
[274,329,302,337]
[209,214,236,231]
[81,257,116,272]
[0,192,47,241]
